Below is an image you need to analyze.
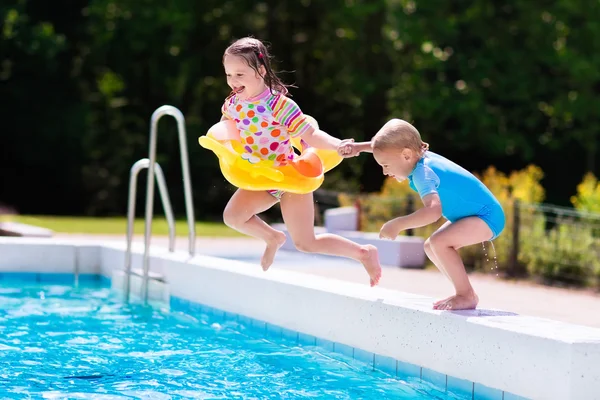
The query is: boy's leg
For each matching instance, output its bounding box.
[279,192,382,286]
[424,221,452,281]
[427,216,493,310]
[423,221,455,306]
[223,189,285,270]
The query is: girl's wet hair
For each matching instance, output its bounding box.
[223,37,292,97]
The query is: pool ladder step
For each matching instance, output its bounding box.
[112,269,169,304]
[123,106,195,304]
[127,268,165,283]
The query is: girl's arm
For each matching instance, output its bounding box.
[273,96,342,150]
[300,126,342,150]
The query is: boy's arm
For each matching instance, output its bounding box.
[353,141,374,154]
[380,194,442,239]
[338,141,372,157]
[380,163,442,239]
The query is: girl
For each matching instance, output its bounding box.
[218,37,382,286]
[339,119,505,309]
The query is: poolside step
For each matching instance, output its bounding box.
[0,222,53,238]
[272,223,426,268]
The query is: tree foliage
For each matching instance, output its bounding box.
[1,0,599,217]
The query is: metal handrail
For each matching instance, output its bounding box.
[124,159,175,302]
[141,106,195,303]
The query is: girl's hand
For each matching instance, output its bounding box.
[379,219,402,240]
[338,139,358,158]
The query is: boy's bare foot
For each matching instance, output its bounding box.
[433,295,453,307]
[358,245,382,287]
[434,291,479,310]
[261,231,287,271]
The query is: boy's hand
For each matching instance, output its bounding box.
[379,219,401,240]
[337,139,359,158]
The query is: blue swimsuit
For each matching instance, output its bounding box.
[408,151,505,240]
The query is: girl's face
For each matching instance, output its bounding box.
[223,54,267,100]
[373,147,416,182]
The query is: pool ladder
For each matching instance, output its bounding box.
[124,106,196,304]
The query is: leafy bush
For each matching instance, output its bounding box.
[524,217,600,287]
[339,164,600,287]
[571,173,600,214]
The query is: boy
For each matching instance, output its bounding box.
[339,119,505,310]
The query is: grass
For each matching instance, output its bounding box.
[0,215,244,237]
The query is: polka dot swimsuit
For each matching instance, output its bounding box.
[221,88,313,168]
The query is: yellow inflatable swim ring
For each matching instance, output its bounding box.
[198,116,343,194]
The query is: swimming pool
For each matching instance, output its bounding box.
[1,238,598,399]
[0,277,464,399]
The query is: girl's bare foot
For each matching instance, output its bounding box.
[261,231,287,271]
[358,245,382,287]
[434,291,479,310]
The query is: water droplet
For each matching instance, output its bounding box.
[483,241,500,276]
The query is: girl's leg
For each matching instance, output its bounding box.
[223,189,286,270]
[279,192,382,286]
[427,216,493,310]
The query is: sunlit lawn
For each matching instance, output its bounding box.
[1,215,244,237]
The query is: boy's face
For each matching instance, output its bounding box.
[223,54,266,100]
[373,147,415,182]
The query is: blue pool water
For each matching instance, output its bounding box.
[0,279,468,399]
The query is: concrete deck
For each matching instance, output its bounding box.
[54,234,600,329]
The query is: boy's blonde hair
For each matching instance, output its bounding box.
[372,119,429,154]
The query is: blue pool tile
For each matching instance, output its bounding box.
[188,301,203,314]
[169,296,185,310]
[503,391,530,400]
[0,273,106,285]
[77,274,103,284]
[374,354,397,376]
[421,368,446,390]
[396,360,421,381]
[176,297,191,309]
[0,272,39,282]
[447,375,473,399]
[180,300,197,314]
[281,328,298,344]
[40,273,75,284]
[223,311,238,321]
[210,308,225,320]
[316,338,334,351]
[99,275,111,285]
[333,342,354,358]
[238,315,252,329]
[250,318,267,333]
[298,333,316,346]
[353,348,374,366]
[201,304,216,316]
[266,323,282,339]
[474,382,503,400]
[197,304,209,314]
